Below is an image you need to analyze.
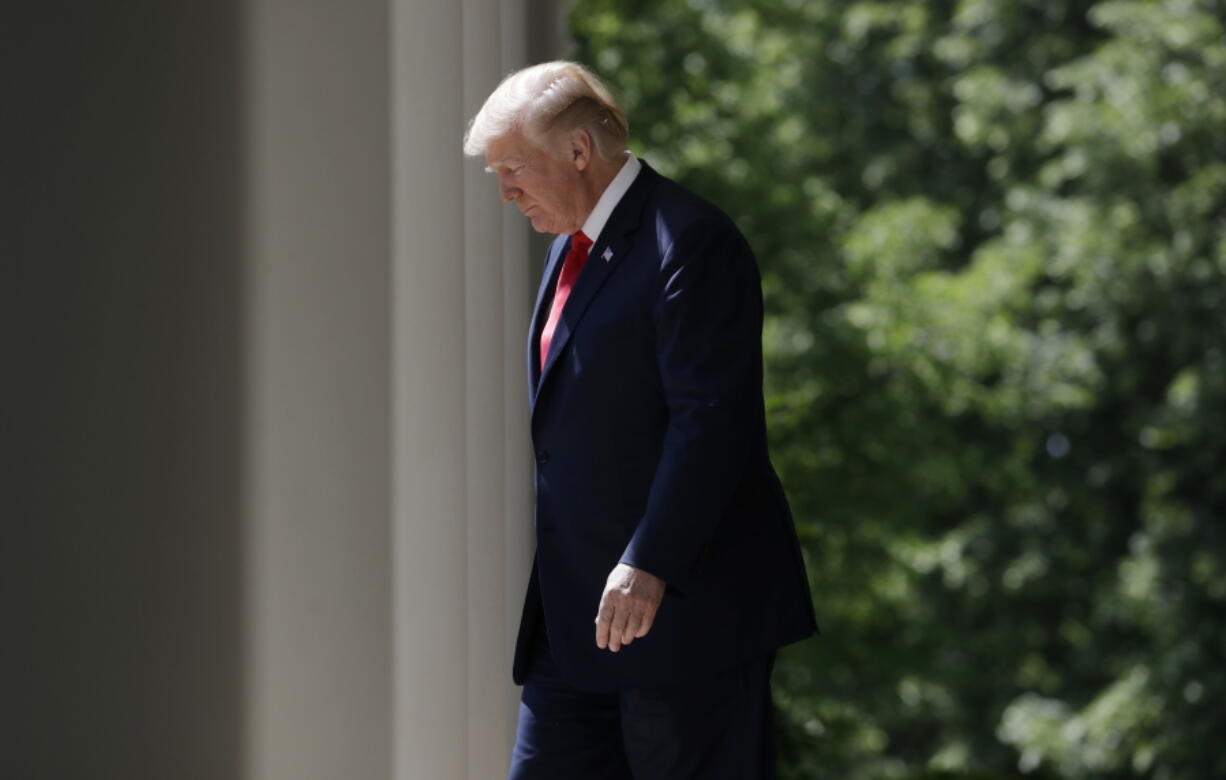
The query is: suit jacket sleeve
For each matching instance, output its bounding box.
[619,216,761,594]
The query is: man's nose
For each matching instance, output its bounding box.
[499,178,520,203]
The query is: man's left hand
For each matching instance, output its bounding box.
[594,563,665,652]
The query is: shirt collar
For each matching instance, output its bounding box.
[579,154,642,244]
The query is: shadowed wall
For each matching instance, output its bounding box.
[5,4,243,778]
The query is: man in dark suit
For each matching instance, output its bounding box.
[464,61,817,779]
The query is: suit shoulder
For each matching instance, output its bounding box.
[644,174,747,257]
[647,173,736,226]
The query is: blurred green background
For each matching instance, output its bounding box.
[568,0,1226,777]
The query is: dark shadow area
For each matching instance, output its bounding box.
[3,4,242,778]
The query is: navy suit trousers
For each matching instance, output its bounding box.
[508,633,777,780]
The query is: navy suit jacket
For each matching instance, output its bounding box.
[515,161,817,692]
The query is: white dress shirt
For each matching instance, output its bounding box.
[579,154,643,244]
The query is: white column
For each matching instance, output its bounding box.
[392,1,533,779]
[498,0,537,750]
[461,0,513,777]
[390,0,468,777]
[241,1,393,779]
[242,0,538,776]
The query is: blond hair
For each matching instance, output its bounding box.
[463,61,629,161]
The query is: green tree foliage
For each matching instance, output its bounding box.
[569,1,1226,777]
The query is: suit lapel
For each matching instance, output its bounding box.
[531,163,658,415]
[527,234,570,406]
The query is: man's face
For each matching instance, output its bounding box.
[485,130,586,235]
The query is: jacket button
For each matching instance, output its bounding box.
[535,449,550,465]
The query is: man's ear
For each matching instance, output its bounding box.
[568,129,593,171]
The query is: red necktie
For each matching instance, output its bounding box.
[540,231,592,370]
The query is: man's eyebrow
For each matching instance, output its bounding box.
[484,157,525,173]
